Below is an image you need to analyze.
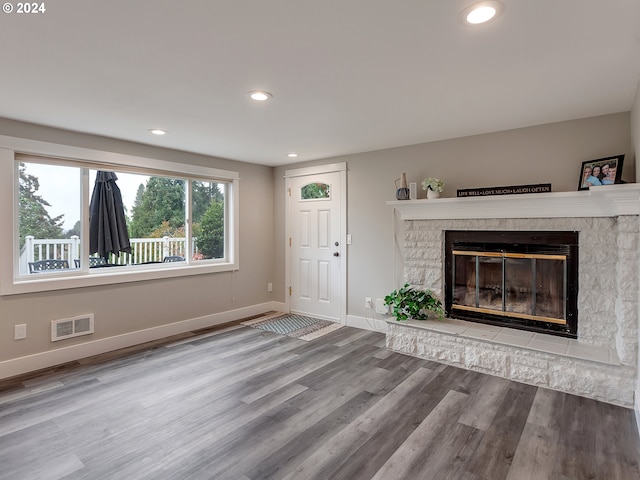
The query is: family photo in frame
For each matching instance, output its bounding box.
[578,154,624,190]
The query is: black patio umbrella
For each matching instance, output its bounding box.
[89,171,132,259]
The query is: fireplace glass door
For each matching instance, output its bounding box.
[453,251,566,325]
[445,231,578,338]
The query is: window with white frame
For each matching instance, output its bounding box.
[0,145,239,295]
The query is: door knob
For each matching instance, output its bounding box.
[333,252,340,257]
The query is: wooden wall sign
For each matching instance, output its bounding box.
[457,183,551,198]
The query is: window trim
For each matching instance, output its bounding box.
[0,135,240,296]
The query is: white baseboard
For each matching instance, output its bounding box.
[345,314,388,333]
[0,301,285,380]
[271,301,287,313]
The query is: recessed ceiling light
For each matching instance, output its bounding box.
[249,91,273,101]
[149,129,167,135]
[460,1,504,25]
[287,153,299,158]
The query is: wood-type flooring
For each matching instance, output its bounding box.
[1,321,639,479]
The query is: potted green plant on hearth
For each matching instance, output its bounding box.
[422,177,444,199]
[384,283,444,321]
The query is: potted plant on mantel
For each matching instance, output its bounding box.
[421,177,444,199]
[384,283,445,321]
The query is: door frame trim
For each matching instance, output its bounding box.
[284,162,347,324]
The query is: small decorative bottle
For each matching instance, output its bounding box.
[395,173,410,200]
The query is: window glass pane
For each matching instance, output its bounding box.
[192,180,226,261]
[125,172,186,264]
[19,162,81,275]
[301,182,330,199]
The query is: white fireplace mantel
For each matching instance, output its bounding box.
[387,184,640,220]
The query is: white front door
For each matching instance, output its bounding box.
[286,167,345,322]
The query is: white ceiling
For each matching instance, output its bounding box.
[1,1,639,166]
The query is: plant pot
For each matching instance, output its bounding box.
[427,189,440,199]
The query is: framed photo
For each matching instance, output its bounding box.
[578,154,624,190]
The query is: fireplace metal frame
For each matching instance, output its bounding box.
[444,230,579,338]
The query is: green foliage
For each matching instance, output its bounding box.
[112,176,227,260]
[65,220,81,238]
[18,163,64,246]
[421,177,444,193]
[130,177,186,238]
[384,283,444,321]
[197,200,224,259]
[301,183,330,199]
[133,183,145,212]
[192,181,223,223]
[148,221,185,240]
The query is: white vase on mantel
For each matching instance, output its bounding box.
[427,189,440,199]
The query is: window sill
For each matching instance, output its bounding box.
[2,261,237,296]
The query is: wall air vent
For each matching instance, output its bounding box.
[51,314,94,342]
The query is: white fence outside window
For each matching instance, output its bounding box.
[20,236,197,274]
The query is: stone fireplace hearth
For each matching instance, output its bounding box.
[386,185,639,407]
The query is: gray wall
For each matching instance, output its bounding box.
[631,81,640,419]
[634,81,640,183]
[0,118,275,362]
[274,112,634,318]
[1,111,634,369]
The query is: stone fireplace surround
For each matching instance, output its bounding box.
[386,185,640,407]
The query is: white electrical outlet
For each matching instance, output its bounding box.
[267,282,273,292]
[365,297,373,308]
[14,324,27,340]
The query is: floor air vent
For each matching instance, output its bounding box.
[51,314,94,342]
